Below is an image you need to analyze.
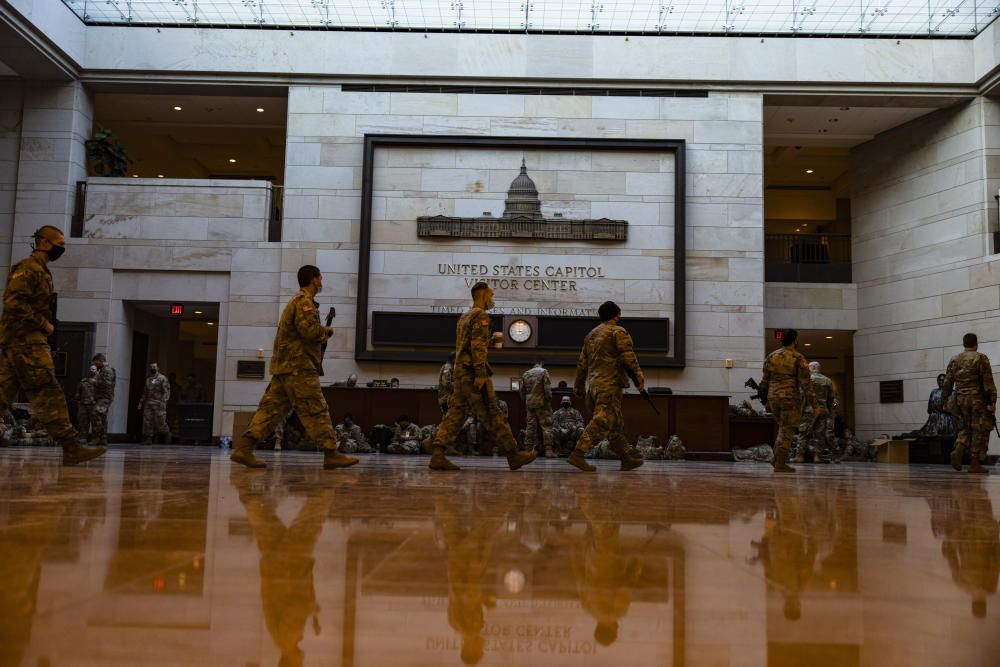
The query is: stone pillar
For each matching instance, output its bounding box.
[10,81,92,262]
[0,81,25,278]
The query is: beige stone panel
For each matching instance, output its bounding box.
[383,197,454,221]
[941,285,1000,317]
[282,218,355,243]
[557,119,626,137]
[852,216,971,263]
[230,271,281,297]
[372,167,423,191]
[455,149,532,170]
[524,96,592,118]
[859,295,943,328]
[113,246,233,272]
[688,173,761,198]
[86,214,140,238]
[455,198,505,218]
[226,302,282,327]
[318,195,362,220]
[355,115,425,135]
[287,113,356,138]
[288,87,324,113]
[686,336,762,362]
[625,172,673,196]
[556,170,626,195]
[627,225,675,251]
[316,248,360,275]
[283,194,319,219]
[591,97,659,120]
[726,150,761,174]
[624,280,674,305]
[285,165,356,190]
[624,120,694,140]
[422,116,492,135]
[688,150,729,174]
[729,312,764,336]
[728,258,762,282]
[389,93,458,116]
[319,142,364,167]
[378,147,456,168]
[969,259,1000,288]
[231,248,281,273]
[227,325,278,351]
[764,307,858,331]
[689,281,762,307]
[688,257,729,281]
[727,94,763,122]
[857,347,946,378]
[688,311,730,336]
[323,91,391,114]
[208,218,268,242]
[490,117,560,135]
[854,236,982,283]
[456,94,525,117]
[590,152,663,172]
[690,226,762,252]
[421,168,492,193]
[286,142,320,166]
[658,96,729,121]
[590,201,662,226]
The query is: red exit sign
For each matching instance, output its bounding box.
[774,330,783,340]
[170,304,184,315]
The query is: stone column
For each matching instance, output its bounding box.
[10,81,92,262]
[0,81,25,278]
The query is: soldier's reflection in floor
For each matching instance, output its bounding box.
[0,464,104,666]
[434,485,507,666]
[231,467,339,667]
[928,477,1000,617]
[573,487,644,647]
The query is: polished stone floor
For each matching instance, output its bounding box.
[0,446,998,667]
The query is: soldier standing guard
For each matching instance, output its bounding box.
[941,333,997,473]
[138,362,171,444]
[759,328,815,473]
[0,225,105,465]
[89,353,116,447]
[570,301,645,473]
[231,265,358,470]
[75,366,97,442]
[428,281,537,472]
[520,357,555,456]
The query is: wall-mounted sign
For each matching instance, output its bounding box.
[237,360,266,379]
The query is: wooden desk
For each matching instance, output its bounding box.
[323,387,731,452]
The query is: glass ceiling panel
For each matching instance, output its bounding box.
[61,0,1000,36]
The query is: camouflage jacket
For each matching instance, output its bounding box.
[942,350,997,404]
[336,423,366,444]
[0,251,55,348]
[392,423,421,442]
[807,372,838,414]
[553,406,584,429]
[574,322,644,397]
[270,289,329,375]
[141,372,171,405]
[455,306,492,379]
[520,366,552,409]
[760,347,813,406]
[437,361,454,404]
[93,366,116,401]
[75,378,95,406]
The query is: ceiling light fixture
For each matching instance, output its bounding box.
[825,336,833,339]
[194,310,203,314]
[132,174,138,178]
[256,107,265,112]
[804,343,812,347]
[207,322,215,326]
[173,106,182,111]
[157,174,164,178]
[229,158,236,163]
[805,169,814,174]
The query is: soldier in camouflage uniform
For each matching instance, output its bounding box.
[571,301,645,473]
[387,415,423,454]
[759,329,815,473]
[74,366,97,443]
[138,362,171,444]
[520,358,556,456]
[438,352,455,414]
[552,396,585,456]
[336,413,375,454]
[89,353,116,447]
[428,282,537,471]
[798,361,839,464]
[941,333,997,473]
[0,226,104,465]
[232,265,358,470]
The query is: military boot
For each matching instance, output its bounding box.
[950,449,964,472]
[772,449,795,473]
[567,448,596,473]
[323,449,359,469]
[621,452,644,471]
[968,454,989,474]
[506,448,537,471]
[430,446,460,471]
[62,440,106,466]
[445,445,463,457]
[230,434,267,469]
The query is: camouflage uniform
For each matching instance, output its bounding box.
[0,252,78,448]
[942,349,997,465]
[432,307,519,456]
[243,289,339,452]
[759,347,814,458]
[387,422,422,454]
[139,371,171,443]
[573,321,644,460]
[336,421,375,454]
[552,403,585,455]
[91,365,116,445]
[437,360,454,414]
[74,376,95,441]
[799,370,838,463]
[520,365,555,455]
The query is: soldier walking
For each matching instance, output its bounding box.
[759,329,814,473]
[89,353,116,447]
[942,333,996,473]
[0,225,105,465]
[138,362,171,444]
[569,301,645,473]
[75,366,97,442]
[800,361,839,463]
[438,352,455,414]
[231,265,358,470]
[428,281,537,471]
[520,357,555,456]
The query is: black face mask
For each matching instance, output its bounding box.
[45,244,66,262]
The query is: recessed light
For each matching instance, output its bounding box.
[229,158,236,163]
[804,343,812,347]
[805,169,814,174]
[256,107,265,112]
[825,336,833,339]
[207,322,215,326]
[173,106,182,111]
[131,174,138,178]
[194,310,203,314]
[157,174,164,178]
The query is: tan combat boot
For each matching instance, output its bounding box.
[429,446,460,471]
[62,440,106,466]
[230,434,267,469]
[968,454,989,474]
[506,448,537,471]
[567,448,596,473]
[621,452,644,471]
[950,449,964,472]
[772,449,795,473]
[323,449,359,469]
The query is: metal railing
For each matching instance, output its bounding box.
[765,233,852,283]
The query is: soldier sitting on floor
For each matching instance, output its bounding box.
[336,412,375,454]
[552,396,585,457]
[387,415,423,454]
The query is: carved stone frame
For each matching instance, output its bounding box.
[355,134,686,368]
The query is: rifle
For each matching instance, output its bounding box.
[977,366,1000,438]
[624,364,660,416]
[318,306,335,377]
[48,292,58,350]
[745,377,767,405]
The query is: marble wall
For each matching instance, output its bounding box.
[0,81,22,280]
[852,98,1000,448]
[764,283,859,331]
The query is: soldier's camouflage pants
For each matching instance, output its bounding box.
[952,394,992,460]
[77,402,95,440]
[770,397,802,456]
[91,399,112,444]
[245,371,338,451]
[433,374,517,454]
[387,439,421,454]
[524,405,554,451]
[142,400,170,440]
[0,344,77,445]
[577,390,630,459]
[800,408,835,462]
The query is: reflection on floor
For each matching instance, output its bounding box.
[1,446,998,667]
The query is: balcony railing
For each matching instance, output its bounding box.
[765,233,851,283]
